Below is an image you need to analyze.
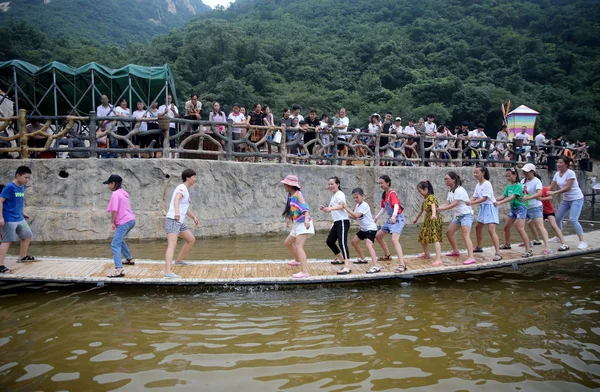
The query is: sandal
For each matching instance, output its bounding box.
[353,258,369,264]
[378,254,393,261]
[107,269,125,278]
[445,251,461,257]
[558,244,570,252]
[499,244,511,250]
[367,266,381,274]
[395,264,407,273]
[0,265,10,274]
[337,267,352,275]
[330,258,344,265]
[522,250,533,258]
[473,247,483,253]
[417,253,431,259]
[123,259,135,265]
[432,260,442,267]
[492,254,503,261]
[18,255,36,263]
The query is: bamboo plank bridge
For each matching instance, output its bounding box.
[1,231,599,287]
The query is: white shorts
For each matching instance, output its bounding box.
[290,221,315,237]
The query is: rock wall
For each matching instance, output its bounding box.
[0,160,590,242]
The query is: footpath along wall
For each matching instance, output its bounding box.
[0,160,590,242]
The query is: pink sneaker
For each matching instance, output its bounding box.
[292,272,310,278]
[445,251,461,257]
[287,261,301,266]
[463,258,477,265]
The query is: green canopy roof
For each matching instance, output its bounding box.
[0,60,178,116]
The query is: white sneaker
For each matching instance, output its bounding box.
[163,272,181,278]
[549,237,561,243]
[577,241,588,250]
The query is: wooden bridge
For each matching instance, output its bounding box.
[1,231,598,287]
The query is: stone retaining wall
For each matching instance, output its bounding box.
[0,160,589,242]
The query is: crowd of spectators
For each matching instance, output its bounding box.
[2,94,589,164]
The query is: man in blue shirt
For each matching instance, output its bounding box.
[0,166,36,273]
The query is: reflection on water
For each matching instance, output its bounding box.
[0,256,599,390]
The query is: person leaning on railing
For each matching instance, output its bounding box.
[57,111,84,154]
[184,94,201,132]
[25,119,50,158]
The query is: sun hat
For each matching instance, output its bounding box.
[370,113,380,119]
[102,174,122,184]
[522,163,536,172]
[281,174,301,189]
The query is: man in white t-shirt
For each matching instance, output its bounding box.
[158,94,179,151]
[513,126,531,162]
[468,123,488,160]
[164,168,200,279]
[423,114,436,166]
[534,130,549,153]
[335,108,350,165]
[96,94,118,156]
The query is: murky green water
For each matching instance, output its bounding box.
[1,221,600,390]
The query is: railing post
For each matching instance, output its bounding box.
[332,129,339,165]
[374,129,381,166]
[225,120,233,161]
[457,137,463,167]
[280,124,287,164]
[88,111,98,158]
[18,109,27,160]
[418,134,425,167]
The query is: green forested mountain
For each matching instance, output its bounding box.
[2,0,600,149]
[0,0,210,44]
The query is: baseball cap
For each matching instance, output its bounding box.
[102,174,122,184]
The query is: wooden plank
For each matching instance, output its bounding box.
[1,231,599,286]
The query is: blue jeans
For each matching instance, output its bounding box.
[555,198,584,236]
[111,219,136,268]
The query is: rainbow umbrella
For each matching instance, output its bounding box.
[507,105,539,140]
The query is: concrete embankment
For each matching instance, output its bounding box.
[0,160,588,242]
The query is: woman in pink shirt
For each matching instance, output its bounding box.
[104,174,136,278]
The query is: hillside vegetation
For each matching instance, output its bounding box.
[1,0,599,148]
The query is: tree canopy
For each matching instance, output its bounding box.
[1,0,599,151]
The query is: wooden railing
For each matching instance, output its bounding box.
[0,110,591,168]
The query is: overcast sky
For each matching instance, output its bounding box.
[203,0,232,8]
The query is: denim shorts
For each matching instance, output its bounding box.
[526,205,543,220]
[381,213,405,234]
[508,205,528,220]
[452,213,474,227]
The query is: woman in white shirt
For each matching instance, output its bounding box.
[520,164,553,254]
[320,176,351,275]
[547,155,587,249]
[469,165,501,260]
[114,98,131,155]
[438,171,476,265]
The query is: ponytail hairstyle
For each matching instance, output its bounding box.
[417,180,434,195]
[446,171,462,191]
[475,165,490,181]
[329,176,342,192]
[506,167,520,183]
[379,174,391,200]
